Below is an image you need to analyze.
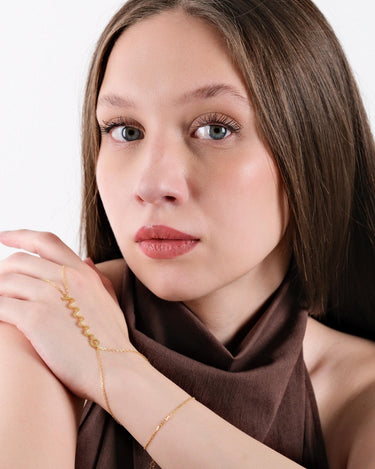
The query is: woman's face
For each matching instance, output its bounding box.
[96,10,289,304]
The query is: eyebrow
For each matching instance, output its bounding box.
[179,83,249,107]
[97,94,136,109]
[97,83,250,109]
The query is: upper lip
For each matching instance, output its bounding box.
[135,225,199,242]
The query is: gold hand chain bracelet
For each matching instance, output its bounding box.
[45,265,195,469]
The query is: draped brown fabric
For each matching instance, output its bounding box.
[76,267,329,468]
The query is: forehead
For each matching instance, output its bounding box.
[98,10,248,105]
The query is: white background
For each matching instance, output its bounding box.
[1,0,374,260]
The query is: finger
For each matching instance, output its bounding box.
[0,230,81,268]
[0,272,54,301]
[0,251,61,282]
[0,296,33,332]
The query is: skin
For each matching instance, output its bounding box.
[96,10,290,345]
[0,9,374,469]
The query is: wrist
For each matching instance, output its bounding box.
[93,346,149,413]
[99,349,191,451]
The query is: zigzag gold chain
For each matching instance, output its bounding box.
[44,265,164,468]
[43,265,145,354]
[63,291,101,349]
[44,266,103,349]
[43,265,149,428]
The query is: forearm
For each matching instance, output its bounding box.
[0,324,82,469]
[105,352,305,469]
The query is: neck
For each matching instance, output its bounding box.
[184,246,291,345]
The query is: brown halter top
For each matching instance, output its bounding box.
[76,267,329,468]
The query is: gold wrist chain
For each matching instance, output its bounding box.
[44,265,195,468]
[144,396,195,451]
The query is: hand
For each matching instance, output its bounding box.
[0,230,134,404]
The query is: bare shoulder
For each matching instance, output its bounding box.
[304,316,375,380]
[304,317,375,469]
[0,321,41,360]
[0,322,81,406]
[0,323,80,466]
[96,257,127,298]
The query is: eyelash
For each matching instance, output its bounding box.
[193,113,241,135]
[99,117,141,136]
[98,113,241,139]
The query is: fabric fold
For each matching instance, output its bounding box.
[76,267,329,469]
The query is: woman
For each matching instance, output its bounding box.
[0,0,374,468]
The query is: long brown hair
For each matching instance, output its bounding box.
[80,0,375,339]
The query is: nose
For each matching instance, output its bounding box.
[135,140,189,205]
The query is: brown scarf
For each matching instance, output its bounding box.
[76,267,329,468]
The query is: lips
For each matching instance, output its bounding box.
[135,225,199,259]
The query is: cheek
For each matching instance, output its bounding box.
[96,148,121,188]
[95,154,106,194]
[207,153,289,243]
[96,152,125,222]
[96,149,126,193]
[96,154,112,209]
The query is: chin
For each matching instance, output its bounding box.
[133,268,201,303]
[124,251,209,302]
[144,278,198,302]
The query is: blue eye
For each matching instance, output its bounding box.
[99,120,144,143]
[195,125,232,140]
[113,126,142,142]
[193,113,241,141]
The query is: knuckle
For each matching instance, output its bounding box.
[7,251,29,264]
[30,231,61,256]
[0,271,11,287]
[41,231,60,244]
[32,231,59,248]
[0,252,23,273]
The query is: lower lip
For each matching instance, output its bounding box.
[137,239,199,259]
